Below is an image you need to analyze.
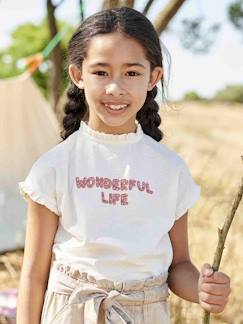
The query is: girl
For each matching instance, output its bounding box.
[17,7,230,324]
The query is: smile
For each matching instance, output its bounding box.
[104,103,128,113]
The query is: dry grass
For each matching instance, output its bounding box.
[160,100,243,324]
[1,100,243,323]
[0,250,23,289]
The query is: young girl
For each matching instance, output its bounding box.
[17,7,230,324]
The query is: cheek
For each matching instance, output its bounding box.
[132,83,148,100]
[131,78,149,91]
[84,80,103,98]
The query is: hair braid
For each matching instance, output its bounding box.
[60,83,88,140]
[136,86,163,142]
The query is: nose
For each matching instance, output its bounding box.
[105,81,126,96]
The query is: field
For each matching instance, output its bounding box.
[1,100,243,323]
[161,100,243,323]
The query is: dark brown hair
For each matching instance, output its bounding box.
[61,7,168,142]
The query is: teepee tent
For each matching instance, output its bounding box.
[0,72,61,252]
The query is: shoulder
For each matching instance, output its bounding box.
[141,133,186,171]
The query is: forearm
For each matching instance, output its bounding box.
[167,260,200,303]
[16,276,47,324]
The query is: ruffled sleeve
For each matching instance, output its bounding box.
[175,159,201,220]
[18,156,60,216]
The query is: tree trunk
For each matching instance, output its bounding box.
[153,0,187,34]
[46,0,63,114]
[118,0,135,7]
[102,0,120,10]
[102,0,134,10]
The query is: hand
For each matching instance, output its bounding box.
[198,263,231,314]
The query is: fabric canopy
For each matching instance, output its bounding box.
[0,72,61,252]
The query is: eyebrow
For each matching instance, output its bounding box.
[89,62,146,69]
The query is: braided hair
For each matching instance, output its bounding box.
[61,85,87,140]
[61,7,169,142]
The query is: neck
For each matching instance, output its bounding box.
[86,119,137,135]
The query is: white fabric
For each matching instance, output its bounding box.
[0,72,61,252]
[19,120,201,281]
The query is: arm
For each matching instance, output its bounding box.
[16,197,59,324]
[168,211,231,313]
[168,211,200,303]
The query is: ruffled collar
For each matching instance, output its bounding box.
[79,120,143,144]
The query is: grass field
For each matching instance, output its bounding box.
[1,100,243,323]
[161,100,243,324]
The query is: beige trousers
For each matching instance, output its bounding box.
[40,263,171,324]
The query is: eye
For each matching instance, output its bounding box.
[127,71,140,76]
[93,71,108,76]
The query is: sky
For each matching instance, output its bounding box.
[1,0,243,100]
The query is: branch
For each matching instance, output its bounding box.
[79,0,84,21]
[203,155,243,323]
[142,0,154,16]
[47,0,64,10]
[153,0,187,34]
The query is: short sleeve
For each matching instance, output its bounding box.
[18,157,60,216]
[175,159,201,220]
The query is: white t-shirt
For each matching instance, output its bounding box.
[19,120,201,281]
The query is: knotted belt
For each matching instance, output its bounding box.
[47,265,169,324]
[67,284,134,323]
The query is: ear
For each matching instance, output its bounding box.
[147,67,163,91]
[68,64,84,89]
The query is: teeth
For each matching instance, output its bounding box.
[105,104,128,110]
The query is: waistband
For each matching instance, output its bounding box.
[47,263,170,323]
[48,262,169,292]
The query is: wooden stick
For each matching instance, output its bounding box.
[203,156,243,323]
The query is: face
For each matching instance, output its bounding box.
[69,32,163,134]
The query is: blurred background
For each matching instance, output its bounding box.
[0,1,243,323]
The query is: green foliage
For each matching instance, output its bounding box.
[180,18,221,54]
[9,21,50,58]
[228,0,243,30]
[183,91,203,101]
[214,84,243,103]
[0,52,20,78]
[0,18,75,97]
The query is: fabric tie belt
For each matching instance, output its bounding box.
[66,284,134,323]
[47,264,169,324]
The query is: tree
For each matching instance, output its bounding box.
[47,0,64,113]
[100,0,222,54]
[1,0,241,110]
[46,0,84,112]
[215,84,243,103]
[0,19,75,98]
[102,0,187,33]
